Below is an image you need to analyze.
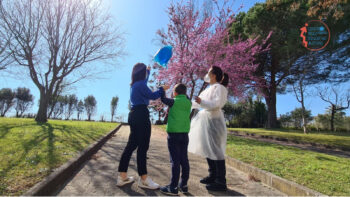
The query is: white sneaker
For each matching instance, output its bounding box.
[138,176,160,189]
[116,175,135,186]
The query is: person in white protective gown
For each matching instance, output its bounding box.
[188,66,229,191]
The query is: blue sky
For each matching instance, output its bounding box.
[1,0,349,121]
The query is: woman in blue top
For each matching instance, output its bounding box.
[117,63,169,189]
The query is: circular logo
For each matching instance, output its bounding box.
[300,20,330,51]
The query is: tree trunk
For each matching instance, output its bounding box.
[35,91,49,122]
[301,103,307,134]
[331,105,335,132]
[265,87,277,128]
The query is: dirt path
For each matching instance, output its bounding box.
[57,126,285,196]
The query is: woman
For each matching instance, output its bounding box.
[188,66,229,191]
[117,63,169,189]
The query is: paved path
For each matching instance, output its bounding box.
[57,126,285,196]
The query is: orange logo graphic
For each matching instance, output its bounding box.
[300,20,330,51]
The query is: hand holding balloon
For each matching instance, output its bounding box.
[162,85,170,91]
[195,96,201,104]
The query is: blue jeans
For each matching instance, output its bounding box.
[167,133,190,187]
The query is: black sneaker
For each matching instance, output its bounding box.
[160,185,178,196]
[200,176,215,184]
[206,182,227,191]
[179,185,188,194]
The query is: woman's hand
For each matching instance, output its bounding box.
[195,96,201,104]
[162,85,170,91]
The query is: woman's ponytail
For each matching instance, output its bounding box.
[221,73,229,87]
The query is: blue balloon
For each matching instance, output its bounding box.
[154,45,173,68]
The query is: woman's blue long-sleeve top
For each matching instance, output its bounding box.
[130,70,164,108]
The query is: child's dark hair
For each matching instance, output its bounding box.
[210,66,223,82]
[131,63,147,86]
[221,73,229,87]
[174,83,187,95]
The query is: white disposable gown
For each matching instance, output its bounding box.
[188,83,228,160]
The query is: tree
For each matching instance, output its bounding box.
[110,96,119,122]
[155,0,268,103]
[76,100,84,120]
[290,55,315,133]
[14,87,34,117]
[84,95,96,121]
[223,96,267,128]
[0,32,12,71]
[0,88,15,117]
[0,0,124,122]
[318,85,350,131]
[230,0,350,128]
[50,95,66,119]
[64,94,78,120]
[290,108,313,129]
[149,98,166,124]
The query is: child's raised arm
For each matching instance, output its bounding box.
[161,91,174,107]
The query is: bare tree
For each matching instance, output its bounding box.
[292,76,308,134]
[76,100,84,120]
[64,94,78,120]
[14,87,34,117]
[84,95,96,121]
[110,96,119,122]
[0,0,124,122]
[0,39,12,71]
[318,86,350,132]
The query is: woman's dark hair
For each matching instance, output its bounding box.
[210,66,223,82]
[131,63,147,86]
[221,73,229,87]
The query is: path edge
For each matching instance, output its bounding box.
[229,130,350,152]
[23,123,126,196]
[225,156,326,196]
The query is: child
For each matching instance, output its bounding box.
[159,84,192,195]
[117,63,169,189]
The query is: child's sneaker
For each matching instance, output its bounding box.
[116,175,134,186]
[179,184,188,194]
[160,185,178,196]
[138,176,160,189]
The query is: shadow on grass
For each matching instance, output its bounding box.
[0,122,54,193]
[0,122,39,139]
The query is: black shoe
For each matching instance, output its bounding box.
[200,176,215,184]
[160,185,178,196]
[206,182,227,191]
[179,184,188,194]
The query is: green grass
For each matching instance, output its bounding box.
[228,128,350,150]
[226,135,350,196]
[0,117,119,196]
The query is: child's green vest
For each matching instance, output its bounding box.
[166,94,192,133]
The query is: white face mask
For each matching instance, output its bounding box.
[204,73,210,83]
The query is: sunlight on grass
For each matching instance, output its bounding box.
[0,117,119,196]
[228,128,350,150]
[226,135,350,196]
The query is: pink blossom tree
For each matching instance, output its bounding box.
[151,0,271,120]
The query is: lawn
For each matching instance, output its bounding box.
[0,117,119,196]
[226,135,350,196]
[228,128,350,150]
